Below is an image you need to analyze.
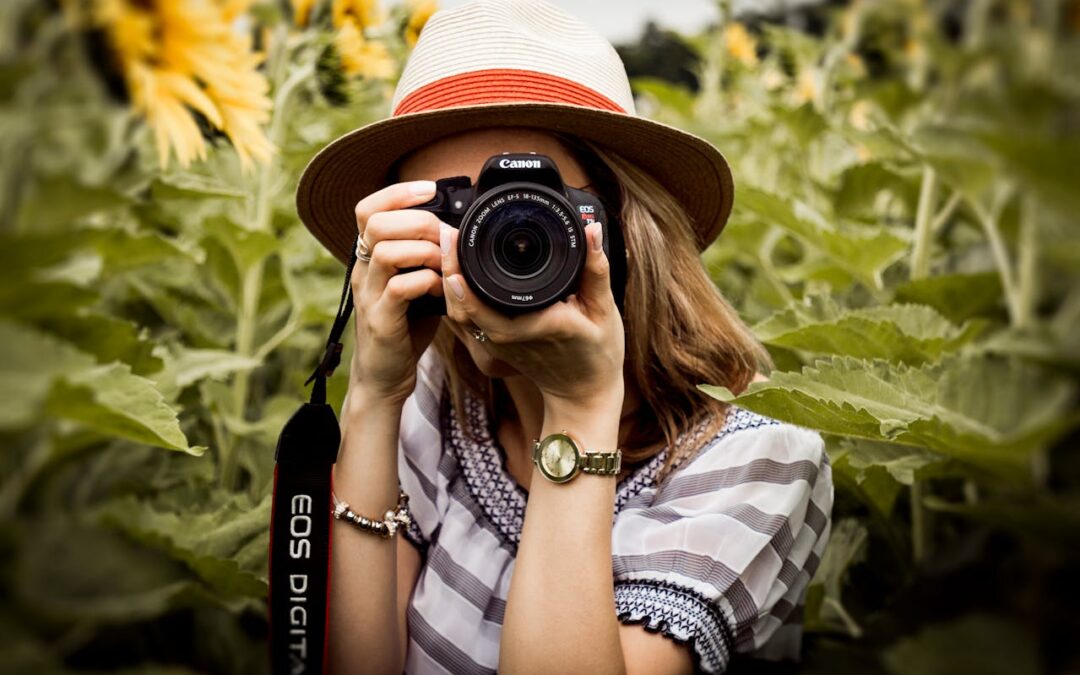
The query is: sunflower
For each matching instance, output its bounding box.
[87,0,274,172]
[723,22,758,67]
[793,68,818,106]
[405,0,437,47]
[332,0,383,28]
[291,0,317,28]
[331,0,395,79]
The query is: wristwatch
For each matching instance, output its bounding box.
[532,430,622,484]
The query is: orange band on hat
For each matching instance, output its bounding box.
[393,68,628,116]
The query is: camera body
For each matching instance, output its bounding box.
[401,152,627,318]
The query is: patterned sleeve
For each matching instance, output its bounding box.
[395,345,450,557]
[610,408,833,673]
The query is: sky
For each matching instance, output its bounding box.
[405,0,818,44]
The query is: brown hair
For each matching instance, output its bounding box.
[426,132,773,482]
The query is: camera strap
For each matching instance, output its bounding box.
[268,250,356,675]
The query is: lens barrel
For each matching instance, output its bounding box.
[458,183,586,314]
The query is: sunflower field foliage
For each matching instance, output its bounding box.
[0,0,1078,673]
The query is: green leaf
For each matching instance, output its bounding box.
[46,362,206,455]
[38,437,216,509]
[34,251,102,286]
[0,279,98,320]
[773,256,859,290]
[892,272,1003,322]
[147,345,263,402]
[831,437,952,515]
[168,347,262,389]
[736,185,909,289]
[924,495,1080,550]
[201,215,279,271]
[149,172,247,200]
[281,263,346,323]
[12,515,215,623]
[751,295,983,364]
[884,615,1039,675]
[96,493,269,601]
[84,228,198,273]
[629,77,696,119]
[13,173,130,230]
[35,311,163,375]
[832,450,904,516]
[699,354,1079,480]
[0,231,86,275]
[834,161,918,218]
[974,129,1080,216]
[126,275,235,349]
[773,102,829,145]
[0,608,64,673]
[0,320,95,428]
[972,322,1080,371]
[805,517,867,637]
[909,125,999,200]
[837,438,951,486]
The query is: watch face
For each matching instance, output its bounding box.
[538,434,579,483]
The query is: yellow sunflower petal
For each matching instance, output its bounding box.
[291,0,317,27]
[723,22,758,67]
[135,67,208,169]
[405,0,437,46]
[157,70,225,128]
[92,0,275,171]
[335,19,395,79]
[332,0,385,29]
[217,0,254,23]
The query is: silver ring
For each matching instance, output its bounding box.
[355,233,372,263]
[470,327,488,343]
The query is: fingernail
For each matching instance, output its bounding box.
[410,180,436,197]
[592,225,603,252]
[440,223,450,256]
[448,275,465,300]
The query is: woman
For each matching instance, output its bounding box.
[295,2,832,674]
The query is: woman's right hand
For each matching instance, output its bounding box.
[348,179,445,408]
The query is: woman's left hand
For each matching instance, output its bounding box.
[439,220,625,411]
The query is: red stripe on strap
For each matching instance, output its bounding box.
[393,68,627,115]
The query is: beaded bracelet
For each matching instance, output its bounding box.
[332,489,411,538]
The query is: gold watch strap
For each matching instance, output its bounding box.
[579,450,622,475]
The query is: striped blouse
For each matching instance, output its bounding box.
[395,347,833,674]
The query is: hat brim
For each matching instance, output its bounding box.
[295,101,734,266]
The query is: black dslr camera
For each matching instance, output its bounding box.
[400,152,627,318]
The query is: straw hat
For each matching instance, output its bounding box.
[295,0,734,266]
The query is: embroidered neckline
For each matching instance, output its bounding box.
[446,386,732,549]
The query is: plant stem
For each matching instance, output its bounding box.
[221,29,312,490]
[819,3,861,113]
[963,480,979,504]
[911,480,929,563]
[930,190,962,234]
[1016,195,1038,329]
[824,597,864,639]
[254,310,302,362]
[972,195,1022,326]
[759,228,795,305]
[910,164,937,281]
[231,264,265,420]
[965,0,992,52]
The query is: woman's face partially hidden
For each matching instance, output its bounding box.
[394,127,596,379]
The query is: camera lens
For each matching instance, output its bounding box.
[494,222,551,278]
[458,184,586,314]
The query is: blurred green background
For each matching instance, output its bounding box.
[1,0,1078,673]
